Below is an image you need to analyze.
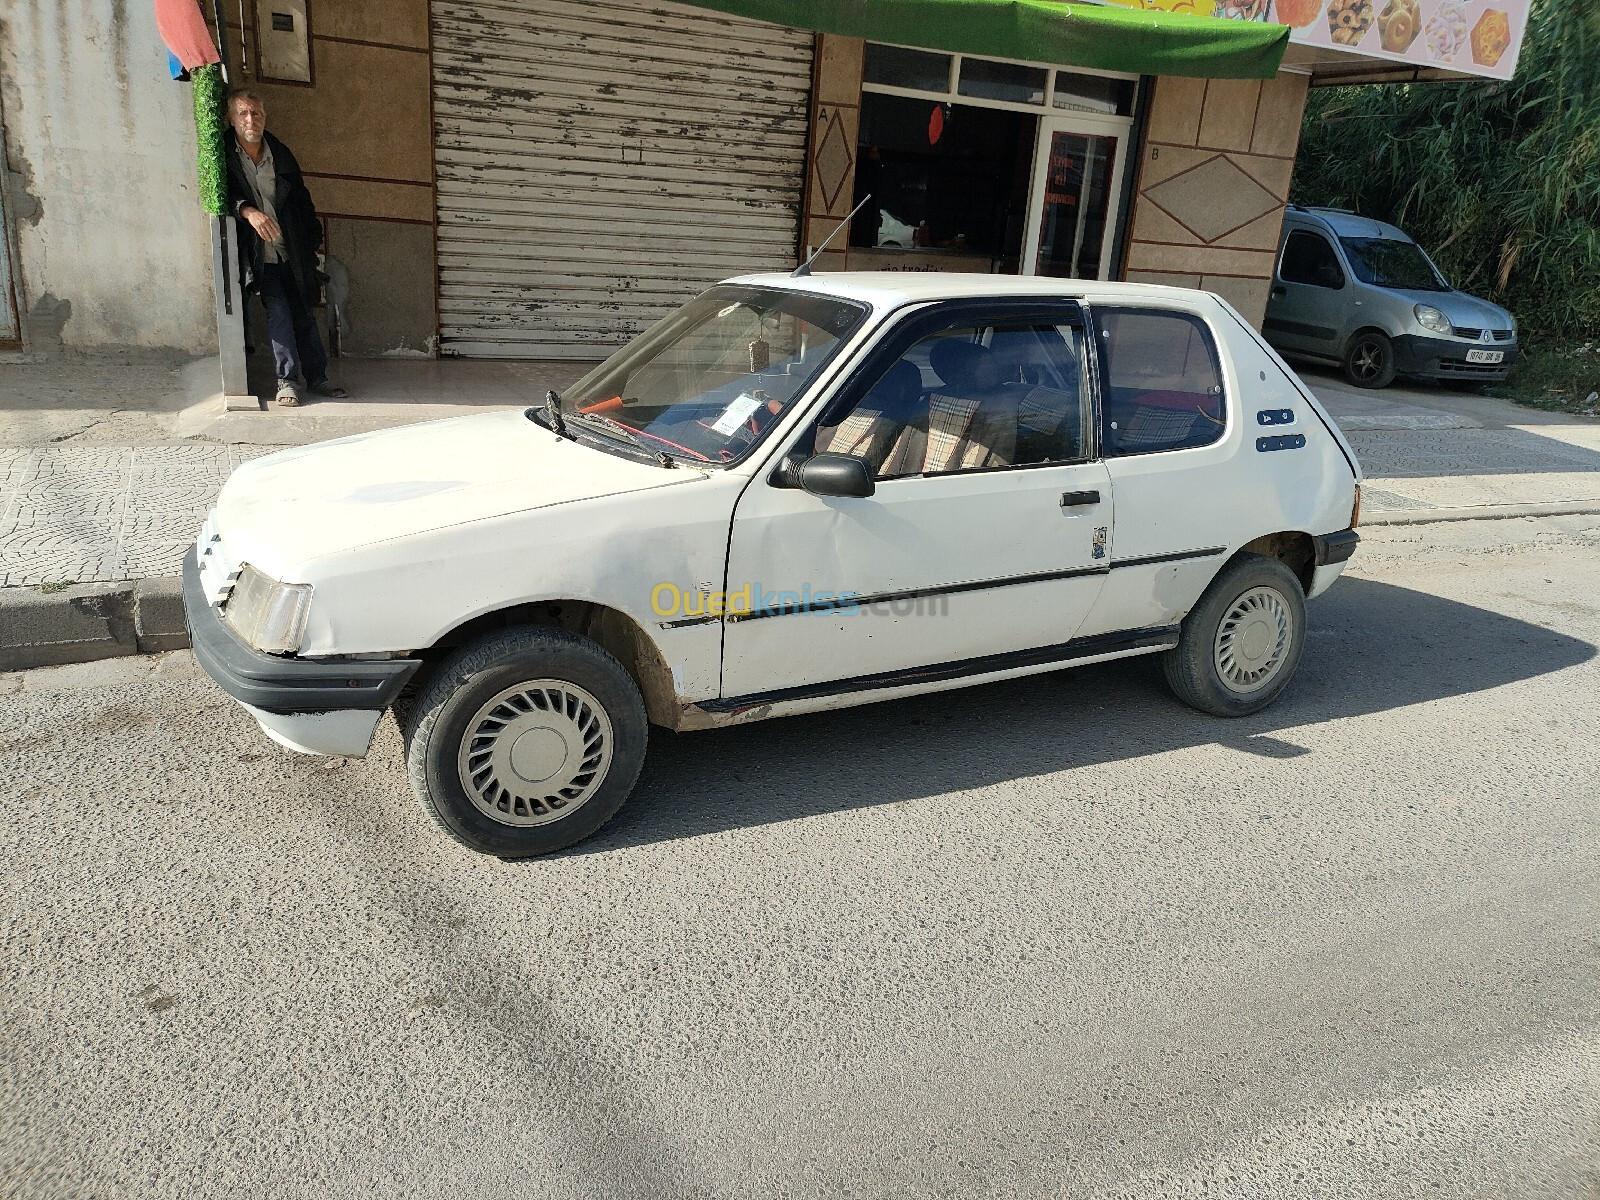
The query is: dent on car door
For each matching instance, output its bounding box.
[1076,306,1234,640]
[718,305,1113,703]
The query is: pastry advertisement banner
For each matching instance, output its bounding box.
[1092,0,1528,79]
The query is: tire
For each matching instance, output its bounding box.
[1342,329,1397,389]
[403,626,648,857]
[1162,554,1307,717]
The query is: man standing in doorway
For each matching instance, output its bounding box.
[225,88,347,406]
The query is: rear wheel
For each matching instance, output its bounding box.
[1342,330,1396,389]
[403,627,648,857]
[1163,554,1307,717]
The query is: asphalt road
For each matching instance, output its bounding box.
[3,517,1598,1200]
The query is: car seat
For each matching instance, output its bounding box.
[881,340,1017,475]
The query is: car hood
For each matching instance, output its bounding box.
[216,410,704,575]
[1390,287,1513,330]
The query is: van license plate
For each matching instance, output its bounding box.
[1465,349,1504,364]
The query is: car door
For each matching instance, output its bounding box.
[719,303,1113,701]
[1265,228,1350,359]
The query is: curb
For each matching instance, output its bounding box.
[0,577,188,672]
[1363,500,1600,527]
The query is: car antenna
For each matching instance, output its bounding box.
[792,194,872,278]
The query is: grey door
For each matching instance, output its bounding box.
[1265,228,1348,359]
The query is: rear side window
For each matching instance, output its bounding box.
[1094,308,1226,457]
[1279,230,1345,289]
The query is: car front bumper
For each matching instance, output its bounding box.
[182,547,422,756]
[1393,334,1519,382]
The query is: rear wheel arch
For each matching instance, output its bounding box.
[1234,531,1315,593]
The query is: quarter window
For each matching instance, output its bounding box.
[815,320,1090,478]
[1095,309,1226,457]
[1279,230,1345,290]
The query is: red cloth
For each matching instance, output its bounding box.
[154,0,221,70]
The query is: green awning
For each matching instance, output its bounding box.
[677,1,1289,80]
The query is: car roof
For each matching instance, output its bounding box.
[726,272,1227,312]
[1286,206,1413,243]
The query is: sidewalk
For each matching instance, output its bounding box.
[2,352,1598,665]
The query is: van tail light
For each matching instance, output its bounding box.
[1351,485,1362,530]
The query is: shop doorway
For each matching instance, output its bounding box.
[849,43,1138,280]
[1022,117,1128,281]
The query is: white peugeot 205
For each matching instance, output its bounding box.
[185,273,1363,857]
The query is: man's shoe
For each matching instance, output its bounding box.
[308,378,349,398]
[275,381,301,407]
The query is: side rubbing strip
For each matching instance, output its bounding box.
[698,624,1181,715]
[1110,546,1226,570]
[725,564,1111,623]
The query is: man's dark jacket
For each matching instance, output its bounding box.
[225,129,323,307]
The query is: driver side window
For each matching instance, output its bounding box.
[816,321,1089,479]
[1280,230,1345,290]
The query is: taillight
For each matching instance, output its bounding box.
[1351,485,1362,530]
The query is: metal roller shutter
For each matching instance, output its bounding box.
[432,0,815,359]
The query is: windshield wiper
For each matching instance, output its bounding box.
[525,389,575,441]
[569,410,677,469]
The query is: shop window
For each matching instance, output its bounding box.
[851,92,1034,270]
[863,44,952,92]
[1052,71,1135,116]
[957,59,1048,106]
[1095,310,1227,457]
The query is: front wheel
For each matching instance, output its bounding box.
[1162,554,1307,717]
[1342,330,1397,389]
[403,626,648,857]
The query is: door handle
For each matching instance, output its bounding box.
[1270,286,1286,299]
[1060,490,1100,507]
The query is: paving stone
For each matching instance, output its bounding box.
[13,493,126,519]
[0,549,123,588]
[131,444,231,469]
[118,542,193,579]
[120,512,205,542]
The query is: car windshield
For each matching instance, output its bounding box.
[1338,237,1448,292]
[559,285,870,467]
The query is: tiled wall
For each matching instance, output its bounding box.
[801,35,865,273]
[1122,73,1310,326]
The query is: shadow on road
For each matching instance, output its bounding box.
[571,577,1596,854]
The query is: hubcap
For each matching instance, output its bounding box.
[1213,586,1293,695]
[457,680,613,826]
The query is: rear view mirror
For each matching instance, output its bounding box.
[798,453,875,498]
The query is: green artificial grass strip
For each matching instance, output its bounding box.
[192,64,228,217]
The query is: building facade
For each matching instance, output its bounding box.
[0,0,1526,364]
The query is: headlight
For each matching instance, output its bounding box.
[1414,304,1451,334]
[223,565,312,654]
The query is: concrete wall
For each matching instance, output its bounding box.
[0,1,216,355]
[213,0,437,357]
[1122,72,1310,327]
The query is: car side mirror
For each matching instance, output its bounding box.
[798,452,875,498]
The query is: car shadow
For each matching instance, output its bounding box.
[564,577,1595,855]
